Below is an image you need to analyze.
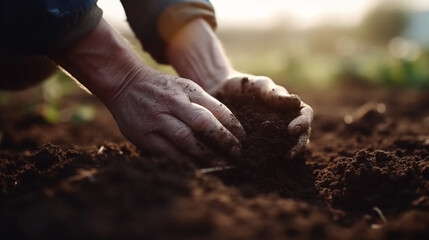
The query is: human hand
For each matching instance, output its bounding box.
[105,70,246,162]
[209,74,313,159]
[49,18,244,163]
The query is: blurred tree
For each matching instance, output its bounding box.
[359,4,407,45]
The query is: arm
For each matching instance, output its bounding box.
[165,19,233,93]
[50,18,245,162]
[166,19,313,158]
[120,0,216,63]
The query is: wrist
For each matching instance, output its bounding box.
[166,18,234,93]
[49,18,149,104]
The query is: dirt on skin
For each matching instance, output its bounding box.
[0,82,429,240]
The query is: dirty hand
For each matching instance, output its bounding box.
[106,71,246,161]
[209,74,313,159]
[51,19,245,162]
[165,19,312,159]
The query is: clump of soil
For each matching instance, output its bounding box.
[218,93,299,168]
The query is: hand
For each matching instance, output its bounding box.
[209,74,313,159]
[50,19,245,162]
[105,70,246,162]
[164,19,312,159]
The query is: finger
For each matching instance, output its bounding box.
[190,91,246,141]
[141,132,191,163]
[288,102,313,136]
[288,128,311,160]
[173,102,242,158]
[249,78,301,111]
[218,76,250,96]
[158,115,223,160]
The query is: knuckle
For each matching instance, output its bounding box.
[191,110,212,131]
[157,93,177,106]
[213,105,231,120]
[179,78,201,91]
[172,126,193,144]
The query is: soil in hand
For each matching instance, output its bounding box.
[218,91,299,168]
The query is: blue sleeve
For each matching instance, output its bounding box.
[120,0,217,64]
[2,0,103,55]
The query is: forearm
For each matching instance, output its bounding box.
[121,0,217,63]
[166,18,235,93]
[49,18,153,104]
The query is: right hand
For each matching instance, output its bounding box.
[105,69,246,162]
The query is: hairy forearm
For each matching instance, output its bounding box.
[166,19,235,93]
[49,18,153,104]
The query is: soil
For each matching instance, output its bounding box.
[217,90,299,168]
[1,82,428,240]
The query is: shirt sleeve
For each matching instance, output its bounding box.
[2,0,103,55]
[120,0,217,64]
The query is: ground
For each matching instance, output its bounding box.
[0,82,428,240]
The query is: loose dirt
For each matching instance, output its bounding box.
[0,83,428,240]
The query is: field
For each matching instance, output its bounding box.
[1,78,428,239]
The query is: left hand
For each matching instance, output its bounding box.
[208,74,313,159]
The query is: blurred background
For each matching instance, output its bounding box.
[99,0,429,88]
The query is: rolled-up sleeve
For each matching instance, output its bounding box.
[2,0,103,55]
[121,0,217,64]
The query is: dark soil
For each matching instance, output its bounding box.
[217,92,299,167]
[1,83,429,240]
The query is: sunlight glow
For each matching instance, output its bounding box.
[98,0,429,30]
[211,0,377,29]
